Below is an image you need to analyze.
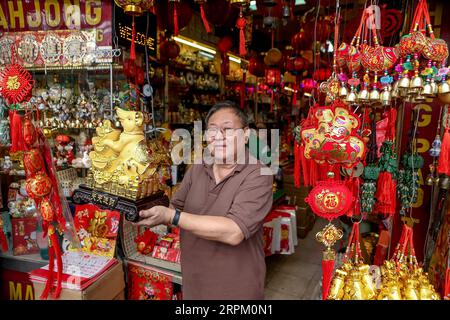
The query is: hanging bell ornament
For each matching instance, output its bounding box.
[413,93,427,103]
[346,91,357,104]
[343,270,365,300]
[439,175,450,189]
[403,279,420,300]
[425,173,434,186]
[114,0,154,16]
[391,80,399,98]
[438,80,450,94]
[358,88,370,102]
[381,87,392,106]
[398,75,411,89]
[327,269,347,300]
[339,84,348,98]
[359,264,377,300]
[422,82,434,96]
[409,75,423,94]
[369,87,380,102]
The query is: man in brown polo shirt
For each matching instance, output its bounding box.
[137,101,273,299]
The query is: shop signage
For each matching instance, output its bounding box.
[114,9,157,58]
[0,268,35,300]
[0,0,110,34]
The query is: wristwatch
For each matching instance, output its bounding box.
[172,208,181,226]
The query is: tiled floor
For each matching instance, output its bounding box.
[264,218,328,300]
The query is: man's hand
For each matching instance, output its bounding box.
[135,206,175,227]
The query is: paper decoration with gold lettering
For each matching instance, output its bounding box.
[0,61,34,105]
[300,100,366,168]
[70,204,120,258]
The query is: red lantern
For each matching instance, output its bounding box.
[156,0,193,35]
[294,56,309,72]
[291,28,313,52]
[217,36,233,54]
[313,68,332,81]
[249,55,266,77]
[159,39,180,63]
[301,78,317,94]
[265,68,281,86]
[303,16,333,43]
[203,0,231,26]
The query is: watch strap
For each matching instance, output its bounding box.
[172,209,181,226]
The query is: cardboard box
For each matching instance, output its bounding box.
[32,261,125,300]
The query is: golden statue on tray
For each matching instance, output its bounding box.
[87,107,171,200]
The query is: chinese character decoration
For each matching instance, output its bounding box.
[299,99,367,300]
[0,49,35,155]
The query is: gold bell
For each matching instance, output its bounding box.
[328,269,347,300]
[438,81,450,94]
[425,174,434,186]
[404,279,420,300]
[410,75,423,90]
[381,88,392,106]
[413,93,426,102]
[359,265,377,300]
[339,85,349,98]
[346,91,357,103]
[431,81,438,95]
[398,76,411,89]
[343,271,365,300]
[422,83,433,96]
[358,88,370,102]
[369,88,380,101]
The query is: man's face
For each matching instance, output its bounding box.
[205,109,248,164]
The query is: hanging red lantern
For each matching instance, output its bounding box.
[301,78,317,94]
[217,36,233,54]
[313,68,332,81]
[294,56,309,72]
[249,55,266,77]
[265,68,281,86]
[203,0,231,26]
[264,48,283,66]
[303,16,333,43]
[160,39,181,61]
[291,28,313,52]
[156,0,193,35]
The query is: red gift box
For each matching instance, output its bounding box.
[152,246,181,263]
[11,217,39,256]
[127,261,174,300]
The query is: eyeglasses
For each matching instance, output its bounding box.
[205,127,245,138]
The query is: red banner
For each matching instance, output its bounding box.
[0,1,112,46]
[0,268,35,300]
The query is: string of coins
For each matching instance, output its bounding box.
[378,224,440,300]
[327,222,378,300]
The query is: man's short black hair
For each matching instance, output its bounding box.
[205,100,249,127]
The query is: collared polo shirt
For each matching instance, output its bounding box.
[171,152,273,299]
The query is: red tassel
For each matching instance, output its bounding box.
[199,4,211,33]
[291,85,297,107]
[444,268,450,298]
[10,109,25,154]
[173,3,179,36]
[0,227,8,252]
[130,17,136,61]
[294,141,301,187]
[270,90,274,112]
[438,128,450,175]
[374,172,397,216]
[236,10,247,56]
[50,228,63,299]
[40,244,54,300]
[322,250,335,300]
[300,144,309,186]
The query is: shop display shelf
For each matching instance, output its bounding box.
[170,65,219,78]
[0,251,48,273]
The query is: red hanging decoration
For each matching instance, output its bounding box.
[294,141,302,188]
[322,253,335,300]
[173,2,179,36]
[236,8,247,56]
[438,109,450,175]
[0,63,35,106]
[198,1,211,33]
[130,17,136,60]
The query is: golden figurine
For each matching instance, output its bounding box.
[88,108,171,200]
